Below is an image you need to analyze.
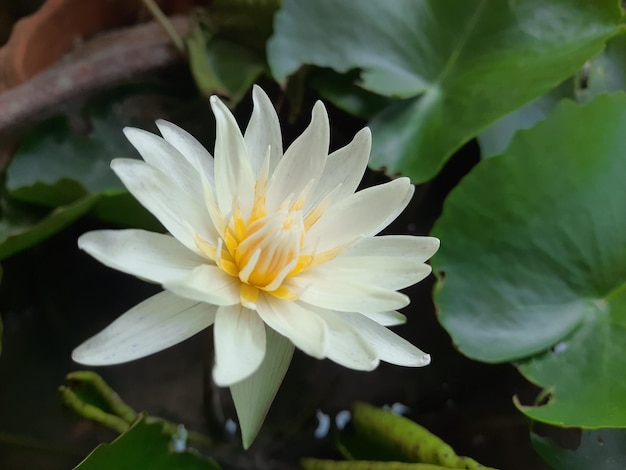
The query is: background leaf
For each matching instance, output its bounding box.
[477,78,576,157]
[0,196,98,260]
[73,417,221,470]
[187,25,266,105]
[478,32,626,157]
[432,93,626,427]
[268,0,620,182]
[581,33,626,102]
[531,429,626,470]
[0,84,216,258]
[7,114,127,206]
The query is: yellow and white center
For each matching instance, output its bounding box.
[196,172,340,308]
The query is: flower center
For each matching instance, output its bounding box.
[195,174,346,307]
[193,186,316,307]
[234,208,304,291]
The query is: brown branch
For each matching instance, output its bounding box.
[0,15,191,139]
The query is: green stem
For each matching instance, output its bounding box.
[59,386,130,434]
[142,0,186,54]
[66,371,137,423]
[61,371,214,447]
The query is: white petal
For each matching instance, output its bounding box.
[111,159,217,252]
[210,96,256,217]
[213,305,266,386]
[155,119,215,187]
[72,291,217,365]
[244,85,283,177]
[230,325,294,449]
[288,273,410,313]
[163,264,240,306]
[267,101,329,211]
[306,127,371,212]
[256,294,328,358]
[123,127,203,198]
[338,311,431,367]
[343,235,440,262]
[304,177,414,252]
[314,256,432,290]
[361,311,407,326]
[313,308,378,371]
[78,229,205,284]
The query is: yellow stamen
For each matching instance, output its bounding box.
[240,284,260,308]
[196,174,346,304]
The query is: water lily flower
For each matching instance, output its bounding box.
[73,86,439,448]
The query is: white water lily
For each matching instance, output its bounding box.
[73,86,439,448]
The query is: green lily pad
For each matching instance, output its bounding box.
[7,114,127,206]
[477,78,576,157]
[531,429,626,470]
[268,0,620,182]
[74,417,221,470]
[479,33,626,158]
[0,196,98,260]
[432,93,626,427]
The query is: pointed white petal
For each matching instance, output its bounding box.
[163,264,240,306]
[338,311,431,367]
[244,85,283,177]
[313,308,378,370]
[304,178,414,252]
[267,101,329,211]
[72,291,217,365]
[123,127,203,197]
[78,229,205,284]
[343,235,440,262]
[361,311,407,326]
[111,159,217,252]
[256,294,328,358]
[213,305,266,386]
[155,119,215,187]
[155,120,219,233]
[306,127,371,212]
[210,96,255,217]
[230,325,294,449]
[288,273,410,313]
[314,256,432,290]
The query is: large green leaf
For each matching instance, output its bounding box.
[477,79,576,157]
[432,93,626,427]
[531,429,626,470]
[479,32,626,157]
[74,417,221,470]
[268,0,620,182]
